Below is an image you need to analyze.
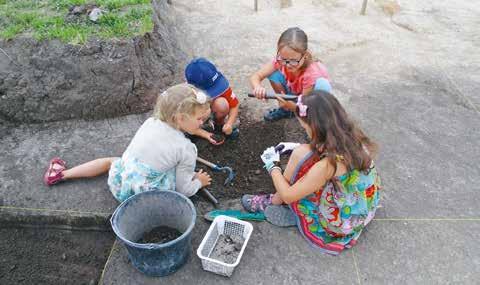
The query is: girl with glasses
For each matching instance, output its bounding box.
[250,27,332,121]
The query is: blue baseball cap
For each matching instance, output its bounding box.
[185,58,229,98]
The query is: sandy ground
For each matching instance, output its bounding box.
[173,0,479,110]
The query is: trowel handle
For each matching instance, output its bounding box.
[199,188,219,207]
[197,157,218,169]
[247,92,298,101]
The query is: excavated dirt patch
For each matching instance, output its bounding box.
[193,110,307,200]
[0,227,114,285]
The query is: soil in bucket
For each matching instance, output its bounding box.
[136,226,182,244]
[209,234,245,264]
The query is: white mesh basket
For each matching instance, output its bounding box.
[196,215,253,277]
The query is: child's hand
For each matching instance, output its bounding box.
[222,123,233,135]
[261,146,280,173]
[202,131,224,145]
[253,86,267,100]
[207,133,225,145]
[274,94,295,110]
[275,142,301,154]
[195,169,212,187]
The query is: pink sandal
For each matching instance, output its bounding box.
[44,157,66,186]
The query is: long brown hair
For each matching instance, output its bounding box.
[277,27,313,70]
[296,91,377,171]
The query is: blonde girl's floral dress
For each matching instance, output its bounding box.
[289,150,381,255]
[105,118,202,203]
[107,154,176,203]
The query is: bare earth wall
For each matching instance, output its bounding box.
[0,0,187,124]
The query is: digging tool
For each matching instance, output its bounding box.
[204,209,265,222]
[198,188,219,208]
[196,157,235,186]
[247,92,297,101]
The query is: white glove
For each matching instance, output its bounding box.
[260,146,280,173]
[275,142,301,154]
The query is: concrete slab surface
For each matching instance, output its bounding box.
[100,201,359,285]
[354,220,480,284]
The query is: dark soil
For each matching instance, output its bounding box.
[209,234,245,264]
[0,227,114,285]
[211,133,226,144]
[193,113,287,200]
[136,226,182,244]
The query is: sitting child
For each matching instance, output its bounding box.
[250,27,332,121]
[44,83,212,202]
[242,90,381,255]
[185,57,240,145]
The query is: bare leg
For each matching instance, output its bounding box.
[211,97,230,125]
[62,157,118,180]
[269,81,287,94]
[272,144,312,205]
[272,194,284,205]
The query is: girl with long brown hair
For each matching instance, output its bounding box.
[242,91,381,255]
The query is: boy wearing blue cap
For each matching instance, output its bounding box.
[185,58,240,145]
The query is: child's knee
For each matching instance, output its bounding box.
[211,97,229,115]
[268,70,288,93]
[268,70,286,84]
[269,81,286,94]
[314,78,332,93]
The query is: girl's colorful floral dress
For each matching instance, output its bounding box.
[289,151,381,255]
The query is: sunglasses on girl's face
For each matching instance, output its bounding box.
[276,53,305,66]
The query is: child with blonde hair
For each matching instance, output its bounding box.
[43,83,212,201]
[250,27,332,121]
[242,91,381,255]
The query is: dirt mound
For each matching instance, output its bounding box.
[0,1,187,123]
[194,111,306,200]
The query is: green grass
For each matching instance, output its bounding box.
[0,0,153,44]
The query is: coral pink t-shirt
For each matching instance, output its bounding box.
[272,58,330,95]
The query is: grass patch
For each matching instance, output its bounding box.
[0,0,154,44]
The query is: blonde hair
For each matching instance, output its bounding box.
[153,83,210,128]
[277,27,313,70]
